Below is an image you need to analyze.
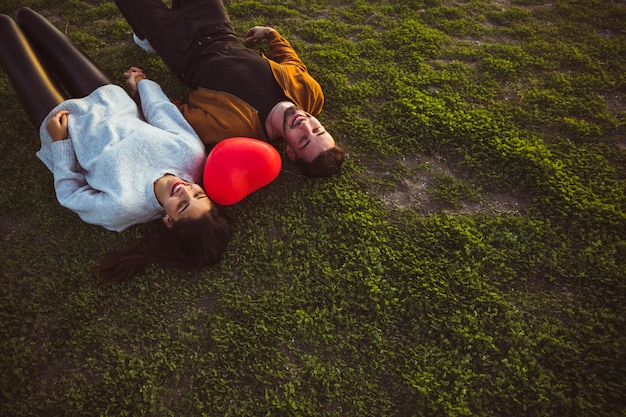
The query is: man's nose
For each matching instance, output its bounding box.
[301,120,314,132]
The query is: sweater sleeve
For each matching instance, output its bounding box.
[51,139,125,230]
[137,79,199,138]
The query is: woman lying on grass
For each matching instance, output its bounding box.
[0,7,230,284]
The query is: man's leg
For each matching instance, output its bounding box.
[15,7,110,99]
[114,0,194,73]
[113,0,172,45]
[0,14,64,128]
[176,0,235,37]
[113,0,235,79]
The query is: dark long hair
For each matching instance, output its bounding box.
[97,206,231,285]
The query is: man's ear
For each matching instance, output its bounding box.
[285,145,296,161]
[162,214,174,229]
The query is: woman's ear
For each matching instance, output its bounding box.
[285,144,296,161]
[162,214,174,228]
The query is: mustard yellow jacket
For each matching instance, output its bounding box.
[173,31,324,146]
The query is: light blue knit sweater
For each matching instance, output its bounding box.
[37,80,206,232]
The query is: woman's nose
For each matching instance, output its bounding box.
[179,184,193,196]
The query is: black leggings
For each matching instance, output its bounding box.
[0,7,110,128]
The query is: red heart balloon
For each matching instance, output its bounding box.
[203,137,282,205]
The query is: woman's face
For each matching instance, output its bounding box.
[154,175,212,225]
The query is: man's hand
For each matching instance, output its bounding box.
[244,26,277,42]
[46,110,70,142]
[124,67,147,97]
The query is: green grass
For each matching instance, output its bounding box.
[1,0,625,415]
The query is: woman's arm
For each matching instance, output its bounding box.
[124,66,146,108]
[136,77,201,140]
[45,110,70,141]
[46,110,111,224]
[51,138,127,231]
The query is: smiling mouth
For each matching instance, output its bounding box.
[291,114,304,128]
[171,181,185,196]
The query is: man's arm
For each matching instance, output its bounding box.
[244,26,307,70]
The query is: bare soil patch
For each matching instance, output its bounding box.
[360,154,529,215]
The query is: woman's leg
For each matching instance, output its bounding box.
[15,7,111,99]
[0,14,64,128]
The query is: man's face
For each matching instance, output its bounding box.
[282,106,335,162]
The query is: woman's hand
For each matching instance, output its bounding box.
[46,110,70,142]
[124,67,147,96]
[244,26,277,43]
